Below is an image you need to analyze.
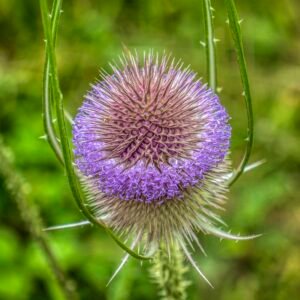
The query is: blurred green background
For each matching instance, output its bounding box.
[0,0,299,299]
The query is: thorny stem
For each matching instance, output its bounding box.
[0,138,79,300]
[42,0,64,165]
[39,0,150,260]
[43,58,64,164]
[151,243,190,300]
[203,0,217,91]
[225,0,254,186]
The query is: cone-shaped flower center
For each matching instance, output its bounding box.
[99,78,202,169]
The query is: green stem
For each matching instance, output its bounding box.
[203,0,217,91]
[151,243,189,300]
[42,0,64,165]
[225,0,254,186]
[39,0,150,260]
[0,138,79,300]
[43,58,64,165]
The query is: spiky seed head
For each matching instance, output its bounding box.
[73,51,231,253]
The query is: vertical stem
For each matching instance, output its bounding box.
[0,138,79,300]
[203,0,217,91]
[42,0,64,165]
[151,243,189,300]
[225,0,254,186]
[43,58,64,164]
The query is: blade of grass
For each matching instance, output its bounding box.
[40,0,150,261]
[225,0,254,186]
[203,0,217,91]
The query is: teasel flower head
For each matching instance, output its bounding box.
[72,51,249,283]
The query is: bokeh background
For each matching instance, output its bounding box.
[0,0,299,299]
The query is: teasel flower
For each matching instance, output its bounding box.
[72,51,258,285]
